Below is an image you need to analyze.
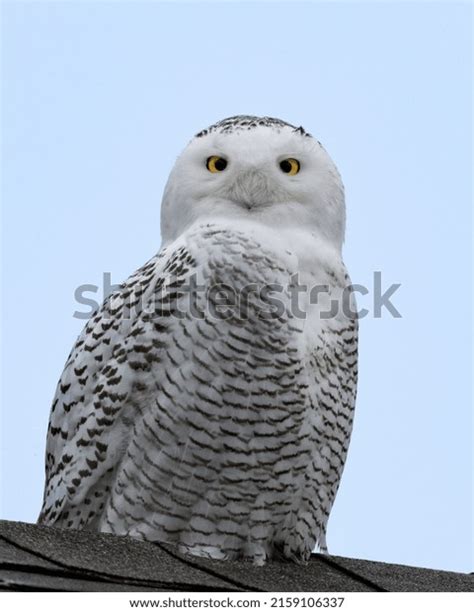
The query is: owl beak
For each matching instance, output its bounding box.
[228,169,271,209]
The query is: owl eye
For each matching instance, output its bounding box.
[279,158,300,175]
[206,156,228,173]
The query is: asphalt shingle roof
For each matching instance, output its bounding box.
[0,520,472,592]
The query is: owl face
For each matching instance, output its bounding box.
[160,116,345,249]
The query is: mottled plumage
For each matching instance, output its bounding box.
[39,116,358,564]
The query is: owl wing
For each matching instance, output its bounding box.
[38,236,195,527]
[39,223,307,556]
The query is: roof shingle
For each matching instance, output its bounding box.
[0,521,472,592]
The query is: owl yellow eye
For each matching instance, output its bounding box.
[279,158,300,175]
[206,156,228,173]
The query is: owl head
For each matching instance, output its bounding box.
[160,116,345,250]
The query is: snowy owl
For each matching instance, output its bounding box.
[39,115,358,564]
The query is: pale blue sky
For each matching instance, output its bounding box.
[1,1,472,573]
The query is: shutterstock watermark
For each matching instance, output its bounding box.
[73,271,402,321]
